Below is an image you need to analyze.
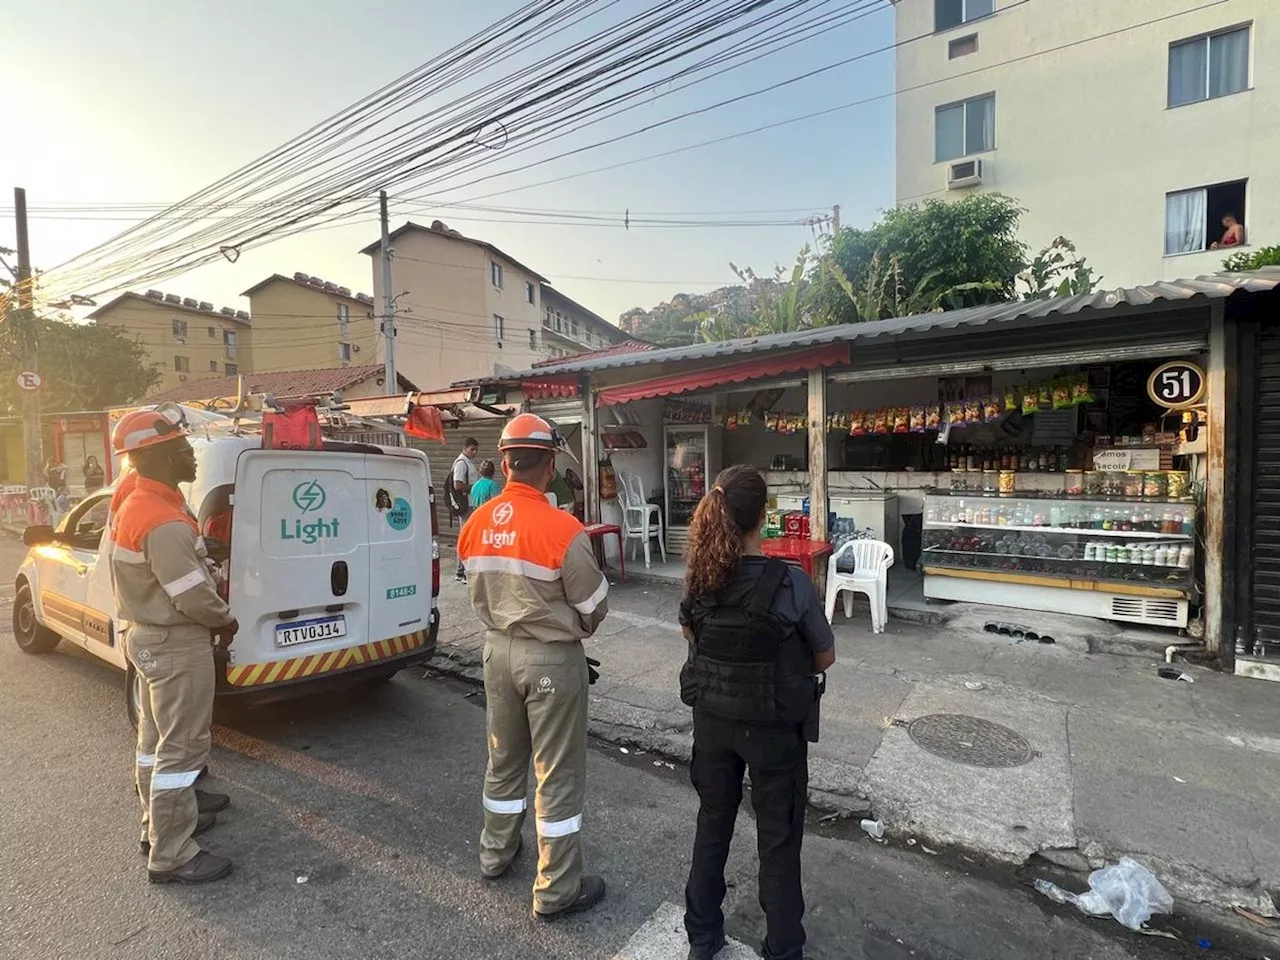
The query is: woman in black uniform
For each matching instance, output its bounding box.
[679,465,836,960]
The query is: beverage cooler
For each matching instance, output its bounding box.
[922,492,1194,628]
[664,424,721,555]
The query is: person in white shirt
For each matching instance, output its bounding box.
[451,438,480,581]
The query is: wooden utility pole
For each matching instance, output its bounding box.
[12,188,43,487]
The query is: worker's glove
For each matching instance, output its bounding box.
[212,618,239,651]
[586,657,601,685]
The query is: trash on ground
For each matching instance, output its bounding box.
[860,819,885,840]
[1034,857,1173,931]
[1232,906,1280,927]
[1173,776,1187,783]
[619,747,629,754]
[964,681,986,691]
[907,838,917,846]
[296,876,309,884]
[653,760,662,767]
[1157,667,1195,683]
[1197,938,1212,949]
[921,844,940,856]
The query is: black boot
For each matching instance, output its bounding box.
[196,789,230,814]
[533,876,606,921]
[148,850,233,885]
[687,934,727,960]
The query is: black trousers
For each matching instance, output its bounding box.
[684,709,808,960]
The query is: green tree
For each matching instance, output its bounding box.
[1223,245,1280,272]
[0,315,162,415]
[1018,236,1103,300]
[814,193,1027,325]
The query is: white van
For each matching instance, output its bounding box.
[14,433,440,725]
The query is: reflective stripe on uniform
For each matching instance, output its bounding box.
[113,545,146,564]
[161,569,207,598]
[572,575,609,616]
[151,769,201,791]
[136,753,157,767]
[465,556,561,581]
[537,813,582,838]
[483,795,527,815]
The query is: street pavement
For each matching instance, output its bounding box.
[0,537,1253,959]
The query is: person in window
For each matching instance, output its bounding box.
[1210,213,1245,250]
[469,460,501,509]
[678,465,835,960]
[83,455,106,493]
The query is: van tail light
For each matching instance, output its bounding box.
[203,510,233,547]
[430,489,440,597]
[203,510,233,602]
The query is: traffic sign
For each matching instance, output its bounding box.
[1147,360,1205,410]
[16,371,42,392]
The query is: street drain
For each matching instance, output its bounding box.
[983,620,1055,644]
[907,714,1034,768]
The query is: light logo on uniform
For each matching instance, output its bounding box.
[483,500,518,548]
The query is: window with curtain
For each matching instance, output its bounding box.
[1168,25,1250,106]
[935,94,995,162]
[1165,180,1247,255]
[1165,189,1208,255]
[935,0,993,31]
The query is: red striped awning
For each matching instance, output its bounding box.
[522,375,579,401]
[595,343,850,407]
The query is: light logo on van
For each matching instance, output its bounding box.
[282,479,340,544]
[292,480,327,513]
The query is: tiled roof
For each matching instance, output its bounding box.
[147,364,417,403]
[531,339,655,368]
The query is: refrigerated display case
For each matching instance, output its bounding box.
[922,493,1194,627]
[664,424,720,551]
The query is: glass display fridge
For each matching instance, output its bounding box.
[664,425,720,546]
[922,492,1194,628]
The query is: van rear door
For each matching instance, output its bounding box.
[228,450,372,680]
[364,450,432,643]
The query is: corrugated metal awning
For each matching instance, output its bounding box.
[596,343,849,406]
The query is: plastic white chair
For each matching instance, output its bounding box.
[825,539,894,633]
[618,471,666,568]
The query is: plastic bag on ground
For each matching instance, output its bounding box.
[1035,857,1173,931]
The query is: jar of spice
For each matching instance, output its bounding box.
[998,470,1016,495]
[1085,470,1105,495]
[1065,469,1084,496]
[1143,471,1168,499]
[1167,470,1190,500]
[1123,470,1144,498]
[1102,471,1126,497]
[983,470,1000,493]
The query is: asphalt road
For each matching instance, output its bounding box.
[0,538,1223,960]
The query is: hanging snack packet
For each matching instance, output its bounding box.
[909,406,926,433]
[1038,382,1054,409]
[965,398,982,424]
[892,408,910,433]
[925,405,942,431]
[872,409,890,435]
[1053,379,1073,409]
[946,400,965,427]
[849,411,866,437]
[984,395,1001,421]
[1004,386,1018,412]
[1022,386,1039,416]
[1072,372,1094,405]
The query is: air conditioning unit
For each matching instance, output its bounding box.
[946,158,983,189]
[352,344,360,353]
[177,374,188,382]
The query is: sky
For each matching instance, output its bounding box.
[3,0,897,326]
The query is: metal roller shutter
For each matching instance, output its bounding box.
[409,417,508,538]
[1250,326,1280,647]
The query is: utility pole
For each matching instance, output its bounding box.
[378,190,398,393]
[832,204,841,234]
[12,188,43,488]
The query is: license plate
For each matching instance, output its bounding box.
[275,615,347,647]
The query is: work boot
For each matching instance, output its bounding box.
[139,812,217,856]
[148,850,233,885]
[480,834,523,881]
[533,876,606,921]
[687,934,727,960]
[196,789,230,814]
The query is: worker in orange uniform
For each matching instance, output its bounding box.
[106,404,238,884]
[458,413,611,920]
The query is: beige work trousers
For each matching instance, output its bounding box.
[126,623,215,873]
[480,632,589,914]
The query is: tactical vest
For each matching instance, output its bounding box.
[680,559,817,725]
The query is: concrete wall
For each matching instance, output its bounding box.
[244,281,377,373]
[895,0,1279,286]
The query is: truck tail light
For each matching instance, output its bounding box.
[430,489,440,597]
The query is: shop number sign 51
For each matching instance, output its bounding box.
[1147,360,1206,410]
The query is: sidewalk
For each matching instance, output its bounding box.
[431,556,1280,933]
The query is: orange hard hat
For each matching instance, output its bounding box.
[498,413,562,453]
[112,403,191,456]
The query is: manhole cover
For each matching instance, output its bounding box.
[907,714,1034,768]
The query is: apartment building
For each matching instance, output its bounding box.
[362,220,626,388]
[894,0,1277,286]
[241,272,376,373]
[541,286,628,361]
[89,290,250,393]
